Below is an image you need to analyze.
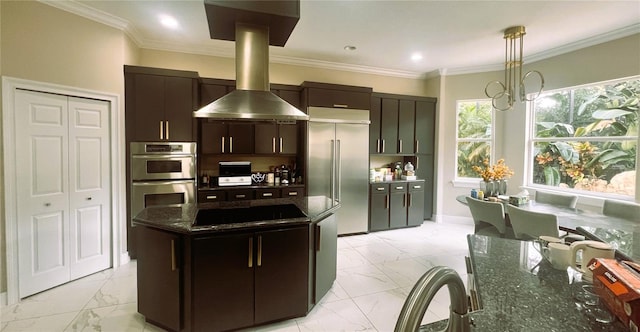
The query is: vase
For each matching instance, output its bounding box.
[479,180,496,197]
[497,179,508,195]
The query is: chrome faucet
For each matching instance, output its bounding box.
[395,266,472,332]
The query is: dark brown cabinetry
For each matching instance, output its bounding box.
[369,181,425,231]
[416,155,434,219]
[254,123,297,154]
[192,226,309,331]
[201,121,254,154]
[302,81,372,110]
[255,187,281,199]
[124,66,198,142]
[198,186,305,203]
[136,227,181,332]
[415,101,436,154]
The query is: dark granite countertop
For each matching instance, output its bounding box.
[464,234,625,331]
[198,183,305,191]
[133,195,339,235]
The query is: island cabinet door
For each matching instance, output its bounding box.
[390,184,408,228]
[136,227,181,332]
[254,226,309,324]
[192,233,255,332]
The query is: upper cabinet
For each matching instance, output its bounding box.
[199,78,235,107]
[201,121,254,154]
[370,92,436,155]
[255,123,297,154]
[125,66,198,142]
[301,81,372,110]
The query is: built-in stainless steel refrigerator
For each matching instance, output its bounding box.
[307,107,370,235]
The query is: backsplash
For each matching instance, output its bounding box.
[200,154,297,176]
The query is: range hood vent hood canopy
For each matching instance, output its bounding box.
[194,0,308,121]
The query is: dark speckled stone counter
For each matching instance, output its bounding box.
[465,234,625,331]
[133,195,339,235]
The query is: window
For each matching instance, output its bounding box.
[456,100,493,179]
[528,77,639,198]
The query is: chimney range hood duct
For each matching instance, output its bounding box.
[194,1,308,121]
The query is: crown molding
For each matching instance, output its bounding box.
[40,1,640,80]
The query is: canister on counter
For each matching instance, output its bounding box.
[477,190,484,200]
[471,189,477,198]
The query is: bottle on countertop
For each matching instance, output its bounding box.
[291,163,297,183]
[404,162,415,176]
[281,164,289,184]
[275,166,281,185]
[202,173,209,186]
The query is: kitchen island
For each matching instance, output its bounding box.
[133,196,339,332]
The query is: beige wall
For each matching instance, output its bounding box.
[439,33,640,218]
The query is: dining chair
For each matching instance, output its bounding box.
[602,199,640,222]
[507,204,561,240]
[466,196,507,237]
[534,191,578,209]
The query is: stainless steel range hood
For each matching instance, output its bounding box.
[194,1,308,121]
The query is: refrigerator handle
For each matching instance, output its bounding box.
[330,139,336,201]
[336,139,342,202]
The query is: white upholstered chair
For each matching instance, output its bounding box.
[535,191,578,209]
[507,204,561,240]
[602,199,640,222]
[466,196,507,236]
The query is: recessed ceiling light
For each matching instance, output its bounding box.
[344,45,357,51]
[411,53,423,61]
[159,14,179,29]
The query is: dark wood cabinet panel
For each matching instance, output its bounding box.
[281,187,303,198]
[201,122,226,154]
[369,96,382,154]
[136,227,181,332]
[380,98,399,154]
[415,101,436,154]
[369,184,389,231]
[416,155,434,220]
[255,187,281,199]
[132,74,166,142]
[200,121,253,154]
[254,123,297,155]
[192,233,255,332]
[389,184,407,228]
[197,190,227,202]
[408,181,425,226]
[279,124,298,154]
[273,88,302,109]
[228,188,254,201]
[228,123,254,154]
[302,81,372,110]
[199,82,229,107]
[164,76,197,142]
[398,99,415,154]
[254,226,309,324]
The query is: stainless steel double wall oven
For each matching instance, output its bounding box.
[130,142,196,225]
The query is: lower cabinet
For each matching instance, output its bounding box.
[136,227,181,332]
[369,180,425,231]
[198,186,305,203]
[314,214,337,303]
[191,226,309,331]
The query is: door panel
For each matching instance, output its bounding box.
[335,124,369,234]
[307,122,335,198]
[69,97,111,279]
[16,89,70,298]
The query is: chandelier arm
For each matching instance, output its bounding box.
[520,70,545,102]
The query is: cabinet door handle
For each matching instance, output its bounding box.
[171,239,176,271]
[376,187,385,191]
[229,136,233,153]
[272,137,276,153]
[279,137,283,153]
[165,121,170,140]
[206,195,217,200]
[408,193,412,207]
[376,139,380,153]
[159,121,164,140]
[257,235,262,267]
[333,104,348,108]
[221,137,225,153]
[385,195,389,209]
[236,194,246,199]
[262,192,273,197]
[403,193,407,207]
[382,139,385,153]
[288,191,298,196]
[315,225,321,252]
[413,185,421,189]
[395,186,404,190]
[416,156,419,169]
[416,140,419,153]
[399,139,403,153]
[248,237,253,268]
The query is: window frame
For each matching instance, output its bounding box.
[525,76,640,200]
[454,99,495,187]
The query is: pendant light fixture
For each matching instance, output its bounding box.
[485,26,544,111]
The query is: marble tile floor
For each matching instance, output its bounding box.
[1,220,475,332]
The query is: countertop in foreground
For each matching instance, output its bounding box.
[133,195,339,235]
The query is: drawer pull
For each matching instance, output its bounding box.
[376,187,385,191]
[333,104,348,108]
[236,194,246,198]
[413,185,421,189]
[206,195,217,199]
[395,186,404,190]
[262,193,273,197]
[288,191,298,196]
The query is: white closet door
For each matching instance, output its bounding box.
[15,89,71,297]
[68,97,111,279]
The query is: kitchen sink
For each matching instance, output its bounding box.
[194,204,307,226]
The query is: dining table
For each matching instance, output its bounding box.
[456,195,640,262]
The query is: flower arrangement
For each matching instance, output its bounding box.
[472,158,514,181]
